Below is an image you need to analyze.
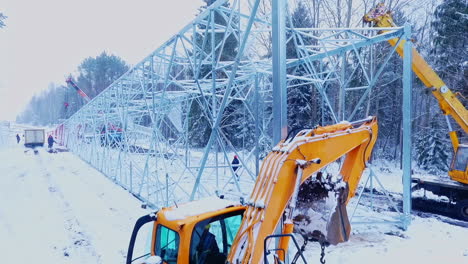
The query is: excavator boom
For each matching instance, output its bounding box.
[127,118,378,264]
[228,117,378,264]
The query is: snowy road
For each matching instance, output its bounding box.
[0,146,145,263]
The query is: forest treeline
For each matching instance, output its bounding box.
[16,52,129,125]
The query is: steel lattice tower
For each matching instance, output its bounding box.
[58,0,412,227]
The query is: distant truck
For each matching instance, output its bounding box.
[24,129,45,148]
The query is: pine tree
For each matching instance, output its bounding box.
[77,52,129,99]
[287,1,316,132]
[194,0,238,77]
[416,119,450,174]
[187,99,212,147]
[187,0,240,148]
[221,100,256,149]
[431,0,468,95]
[412,0,467,174]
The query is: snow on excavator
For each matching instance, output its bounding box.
[364,3,468,221]
[127,116,378,264]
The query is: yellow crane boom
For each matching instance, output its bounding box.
[364,3,468,184]
[364,3,467,134]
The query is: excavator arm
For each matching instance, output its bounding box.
[364,4,468,184]
[126,118,378,264]
[227,117,378,264]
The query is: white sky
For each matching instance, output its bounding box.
[0,0,204,121]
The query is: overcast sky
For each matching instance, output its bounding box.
[0,0,204,121]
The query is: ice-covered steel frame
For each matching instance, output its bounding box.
[402,25,413,228]
[59,0,411,227]
[272,0,287,144]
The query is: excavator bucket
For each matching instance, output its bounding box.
[293,172,351,245]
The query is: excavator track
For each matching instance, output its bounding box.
[355,185,468,224]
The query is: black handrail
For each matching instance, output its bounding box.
[263,234,308,264]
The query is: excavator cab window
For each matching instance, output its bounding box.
[451,145,468,172]
[155,225,180,264]
[190,210,243,264]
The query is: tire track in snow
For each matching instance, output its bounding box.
[36,152,102,263]
[40,152,144,263]
[1,147,144,263]
[1,148,78,262]
[0,149,38,260]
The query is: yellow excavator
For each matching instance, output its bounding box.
[125,5,467,263]
[364,4,468,220]
[127,117,378,264]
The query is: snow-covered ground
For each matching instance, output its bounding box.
[301,216,468,263]
[0,144,147,263]
[0,127,467,264]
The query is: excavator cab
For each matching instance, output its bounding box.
[126,198,245,264]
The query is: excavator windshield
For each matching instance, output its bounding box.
[189,211,243,264]
[127,202,245,264]
[155,225,180,264]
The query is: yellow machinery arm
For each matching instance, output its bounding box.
[126,118,378,264]
[364,3,468,184]
[364,4,467,134]
[227,117,378,264]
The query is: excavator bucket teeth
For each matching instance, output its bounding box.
[293,173,351,245]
